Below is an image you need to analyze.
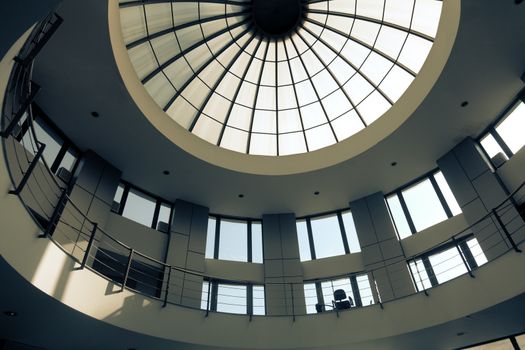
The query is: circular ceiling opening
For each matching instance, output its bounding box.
[252,0,303,37]
[115,0,454,168]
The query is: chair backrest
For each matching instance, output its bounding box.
[333,289,347,301]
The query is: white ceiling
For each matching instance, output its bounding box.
[32,0,525,217]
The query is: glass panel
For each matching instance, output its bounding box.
[428,247,468,284]
[434,171,462,216]
[121,188,157,227]
[157,203,171,227]
[402,178,448,232]
[113,183,125,208]
[296,220,312,261]
[205,217,216,259]
[341,211,361,253]
[303,283,318,314]
[321,278,352,310]
[33,118,63,166]
[251,222,263,263]
[252,285,265,315]
[495,101,525,154]
[217,284,246,314]
[386,194,412,239]
[515,334,525,349]
[467,238,488,267]
[218,219,248,262]
[463,338,514,350]
[58,148,78,173]
[409,259,432,290]
[201,280,210,310]
[356,274,374,306]
[310,215,346,259]
[480,134,507,160]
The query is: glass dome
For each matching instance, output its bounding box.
[119,0,442,156]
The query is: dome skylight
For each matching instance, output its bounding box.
[119,0,442,156]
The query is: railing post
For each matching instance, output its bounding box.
[163,266,171,308]
[290,283,295,322]
[205,279,212,317]
[40,187,67,238]
[9,142,45,195]
[370,270,383,309]
[1,83,40,138]
[452,236,475,278]
[121,248,134,292]
[80,222,97,269]
[15,14,63,66]
[493,208,522,253]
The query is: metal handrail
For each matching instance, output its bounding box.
[2,11,525,317]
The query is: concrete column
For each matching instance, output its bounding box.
[437,138,525,260]
[351,192,415,302]
[166,199,209,308]
[262,213,306,316]
[57,150,121,262]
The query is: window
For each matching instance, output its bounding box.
[408,235,487,291]
[205,216,263,263]
[387,171,461,239]
[310,215,346,259]
[112,182,173,232]
[122,188,157,227]
[219,219,248,262]
[296,210,361,261]
[201,281,265,315]
[304,273,373,314]
[479,99,525,163]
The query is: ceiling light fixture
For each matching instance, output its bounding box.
[3,311,17,317]
[460,101,469,107]
[391,161,398,167]
[314,191,320,196]
[163,170,170,175]
[238,194,244,198]
[90,111,99,118]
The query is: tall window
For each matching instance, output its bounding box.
[296,210,361,261]
[386,170,461,239]
[112,182,173,232]
[479,98,525,164]
[205,216,263,263]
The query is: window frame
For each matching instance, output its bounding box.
[297,208,360,261]
[386,169,457,238]
[112,180,174,233]
[208,214,263,263]
[477,92,525,164]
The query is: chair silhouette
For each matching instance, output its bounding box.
[332,289,353,310]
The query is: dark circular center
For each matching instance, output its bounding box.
[251,0,303,37]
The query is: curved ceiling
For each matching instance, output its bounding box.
[118,0,441,156]
[31,0,525,217]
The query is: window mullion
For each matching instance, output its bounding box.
[397,191,417,234]
[489,128,514,159]
[213,217,221,260]
[337,212,351,254]
[306,218,316,260]
[429,174,453,218]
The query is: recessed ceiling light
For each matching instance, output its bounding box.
[314,191,320,195]
[90,111,100,118]
[460,101,469,107]
[3,311,17,317]
[238,194,244,198]
[516,0,523,4]
[391,161,397,167]
[456,332,466,336]
[163,170,170,175]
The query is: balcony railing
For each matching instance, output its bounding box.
[2,11,525,319]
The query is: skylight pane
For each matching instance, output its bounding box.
[121,0,441,155]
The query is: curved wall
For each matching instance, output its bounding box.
[2,4,525,350]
